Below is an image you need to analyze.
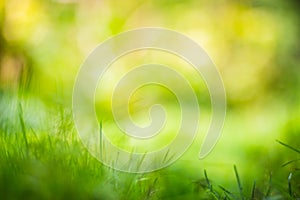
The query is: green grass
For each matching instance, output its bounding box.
[0,96,299,200]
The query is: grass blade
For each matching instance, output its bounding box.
[18,102,28,151]
[251,180,256,200]
[204,170,221,199]
[281,159,300,167]
[204,169,212,191]
[233,165,243,200]
[276,140,300,154]
[288,172,292,197]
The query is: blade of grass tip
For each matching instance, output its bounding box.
[251,180,256,200]
[288,172,292,197]
[18,102,28,152]
[233,165,244,200]
[276,140,300,154]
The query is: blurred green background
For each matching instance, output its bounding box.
[0,0,300,199]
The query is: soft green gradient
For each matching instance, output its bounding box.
[0,0,300,199]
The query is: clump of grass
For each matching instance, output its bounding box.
[198,162,300,200]
[276,139,300,199]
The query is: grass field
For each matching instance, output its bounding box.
[0,93,299,199]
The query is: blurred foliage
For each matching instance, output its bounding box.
[0,0,299,104]
[0,0,300,199]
